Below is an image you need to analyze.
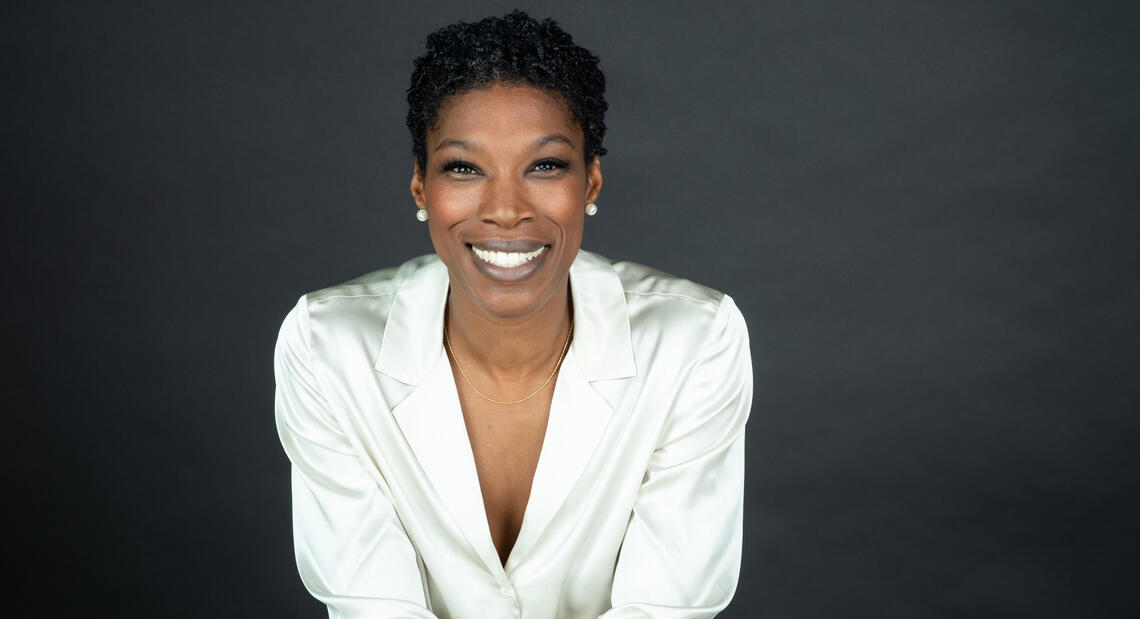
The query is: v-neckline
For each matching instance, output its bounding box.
[449,355,559,569]
[388,338,618,579]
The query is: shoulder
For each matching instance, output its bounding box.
[585,251,744,338]
[305,253,438,306]
[613,259,724,311]
[277,254,440,347]
[575,251,749,379]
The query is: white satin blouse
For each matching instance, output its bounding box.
[274,249,752,618]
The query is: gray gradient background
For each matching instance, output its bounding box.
[5,1,1138,617]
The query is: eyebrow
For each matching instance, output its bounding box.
[433,138,474,152]
[537,134,574,147]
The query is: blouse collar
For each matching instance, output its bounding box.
[373,249,636,386]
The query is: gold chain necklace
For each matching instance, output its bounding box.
[444,317,573,406]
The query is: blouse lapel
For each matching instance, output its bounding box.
[372,257,503,574]
[505,346,614,571]
[390,353,504,574]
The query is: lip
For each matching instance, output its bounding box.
[466,241,551,283]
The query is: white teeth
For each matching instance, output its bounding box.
[471,245,546,268]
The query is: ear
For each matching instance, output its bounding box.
[410,164,426,210]
[585,156,603,204]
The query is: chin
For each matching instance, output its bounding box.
[469,286,557,320]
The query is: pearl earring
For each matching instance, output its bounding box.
[416,208,428,222]
[585,202,598,216]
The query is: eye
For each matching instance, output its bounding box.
[441,159,480,176]
[530,158,569,174]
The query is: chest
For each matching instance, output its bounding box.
[456,388,553,565]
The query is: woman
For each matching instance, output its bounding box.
[274,11,752,618]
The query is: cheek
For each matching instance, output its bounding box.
[553,192,586,232]
[422,187,468,255]
[423,183,480,226]
[543,183,586,216]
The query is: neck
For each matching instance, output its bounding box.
[445,281,573,383]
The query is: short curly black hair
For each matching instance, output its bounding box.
[406,10,608,172]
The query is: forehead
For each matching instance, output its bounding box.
[429,84,581,148]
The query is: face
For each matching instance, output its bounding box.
[411,83,603,320]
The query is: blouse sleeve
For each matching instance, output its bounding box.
[274,296,438,619]
[601,295,753,618]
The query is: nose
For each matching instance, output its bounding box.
[478,178,535,229]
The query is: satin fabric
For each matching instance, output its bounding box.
[274,250,752,618]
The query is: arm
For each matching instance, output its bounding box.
[601,295,753,618]
[274,296,438,619]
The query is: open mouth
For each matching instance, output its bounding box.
[468,244,548,269]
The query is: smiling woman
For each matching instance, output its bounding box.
[412,84,597,322]
[273,10,752,619]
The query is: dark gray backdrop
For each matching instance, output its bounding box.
[5,1,1138,617]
